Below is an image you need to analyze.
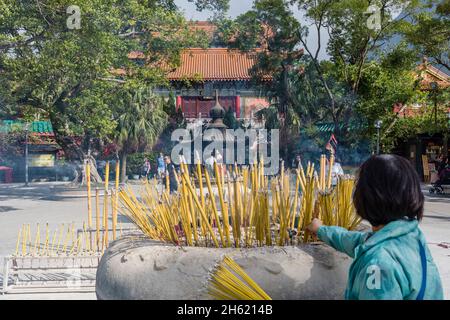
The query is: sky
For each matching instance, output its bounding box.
[175,0,253,19]
[174,0,330,60]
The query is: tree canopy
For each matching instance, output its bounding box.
[399,0,450,72]
[0,0,227,178]
[218,0,445,158]
[1,0,448,168]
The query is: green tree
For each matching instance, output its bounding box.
[307,0,419,130]
[219,0,424,158]
[223,107,240,129]
[218,0,304,157]
[114,86,168,182]
[399,0,450,72]
[0,0,226,182]
[0,130,25,167]
[355,44,424,145]
[219,0,418,153]
[382,84,450,152]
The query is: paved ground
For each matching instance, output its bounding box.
[419,191,450,299]
[0,182,132,300]
[0,292,97,300]
[0,182,449,300]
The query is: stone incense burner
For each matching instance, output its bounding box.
[96,235,351,300]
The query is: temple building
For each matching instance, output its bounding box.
[153,22,271,126]
[119,22,271,126]
[390,58,450,181]
[164,47,270,122]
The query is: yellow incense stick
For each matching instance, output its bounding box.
[86,163,92,228]
[15,226,22,256]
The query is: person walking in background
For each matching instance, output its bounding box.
[437,156,449,176]
[157,153,166,180]
[164,156,178,193]
[214,149,227,177]
[435,156,450,189]
[141,158,151,180]
[204,151,216,178]
[97,159,106,178]
[430,154,444,183]
[293,155,302,169]
[307,155,443,300]
[214,149,223,165]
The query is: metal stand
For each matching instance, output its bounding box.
[1,254,101,294]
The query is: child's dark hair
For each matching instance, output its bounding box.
[353,154,424,226]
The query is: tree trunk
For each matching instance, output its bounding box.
[85,155,103,183]
[49,116,103,185]
[444,134,449,158]
[120,153,128,183]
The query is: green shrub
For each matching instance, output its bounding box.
[127,152,158,175]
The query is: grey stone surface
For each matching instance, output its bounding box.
[95,237,352,300]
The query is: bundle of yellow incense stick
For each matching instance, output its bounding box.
[208,256,271,300]
[14,222,95,257]
[118,155,360,247]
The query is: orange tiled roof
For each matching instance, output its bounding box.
[122,21,273,81]
[167,48,262,81]
[417,60,450,90]
[392,62,450,118]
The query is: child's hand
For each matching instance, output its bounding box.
[307,218,323,235]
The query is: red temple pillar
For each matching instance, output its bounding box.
[235,96,241,118]
[176,96,182,111]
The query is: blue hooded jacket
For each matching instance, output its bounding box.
[318,219,444,300]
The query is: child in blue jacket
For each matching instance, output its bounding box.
[307,154,443,300]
